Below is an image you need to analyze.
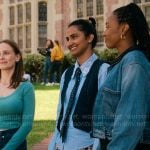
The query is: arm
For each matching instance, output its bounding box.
[3,83,35,150]
[108,64,149,150]
[92,63,109,150]
[48,71,66,150]
[98,63,110,90]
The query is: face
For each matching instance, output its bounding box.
[0,43,20,71]
[103,14,123,49]
[65,25,92,57]
[46,40,51,47]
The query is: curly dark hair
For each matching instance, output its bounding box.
[113,3,150,60]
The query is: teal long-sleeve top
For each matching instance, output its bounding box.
[0,81,35,150]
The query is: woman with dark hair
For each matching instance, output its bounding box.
[39,39,54,85]
[0,39,35,149]
[49,40,64,85]
[48,18,109,149]
[93,3,150,150]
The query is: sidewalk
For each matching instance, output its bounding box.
[30,134,52,150]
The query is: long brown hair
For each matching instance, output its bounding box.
[0,39,24,88]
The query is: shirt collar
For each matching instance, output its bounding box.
[71,53,98,79]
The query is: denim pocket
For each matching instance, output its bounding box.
[102,87,121,115]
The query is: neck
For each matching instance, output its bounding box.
[0,70,14,85]
[117,42,134,55]
[76,49,93,65]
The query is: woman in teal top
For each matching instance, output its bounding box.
[0,39,35,150]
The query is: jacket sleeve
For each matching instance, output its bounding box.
[51,47,57,62]
[107,63,150,150]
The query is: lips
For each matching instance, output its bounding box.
[0,61,7,64]
[71,47,77,51]
[69,45,77,51]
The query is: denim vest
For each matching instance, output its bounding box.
[93,49,150,149]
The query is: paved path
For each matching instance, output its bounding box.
[30,134,52,150]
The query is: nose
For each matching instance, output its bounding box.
[0,53,4,59]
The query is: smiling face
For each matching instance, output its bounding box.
[0,43,20,71]
[65,25,92,58]
[103,14,123,49]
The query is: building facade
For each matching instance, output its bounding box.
[0,0,150,54]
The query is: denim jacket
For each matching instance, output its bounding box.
[93,49,150,150]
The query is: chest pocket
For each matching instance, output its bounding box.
[102,87,121,114]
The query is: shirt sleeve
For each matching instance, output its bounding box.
[98,63,109,89]
[3,83,35,150]
[48,71,66,150]
[107,64,149,150]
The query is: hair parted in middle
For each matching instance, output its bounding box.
[68,17,97,49]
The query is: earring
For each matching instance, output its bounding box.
[120,34,126,40]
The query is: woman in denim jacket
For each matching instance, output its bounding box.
[93,3,150,150]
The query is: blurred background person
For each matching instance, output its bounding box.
[38,39,54,85]
[49,40,64,86]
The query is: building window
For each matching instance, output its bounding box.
[26,25,31,48]
[76,0,104,45]
[9,28,15,40]
[18,5,23,24]
[135,1,150,27]
[38,1,47,21]
[77,0,83,18]
[17,27,23,49]
[26,3,31,22]
[96,0,103,15]
[145,6,150,27]
[38,1,47,47]
[9,7,15,25]
[96,17,104,43]
[9,1,32,52]
[86,0,93,16]
[9,0,15,3]
[38,25,47,47]
[133,0,141,3]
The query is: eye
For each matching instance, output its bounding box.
[66,37,69,42]
[71,34,78,40]
[3,51,10,55]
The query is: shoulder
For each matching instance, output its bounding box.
[123,50,146,62]
[122,50,149,67]
[20,81,34,91]
[100,62,110,70]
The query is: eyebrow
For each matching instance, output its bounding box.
[66,32,77,38]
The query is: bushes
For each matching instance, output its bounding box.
[94,48,118,64]
[23,54,44,82]
[23,49,118,82]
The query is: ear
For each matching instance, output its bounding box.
[15,54,21,62]
[122,23,129,35]
[88,34,94,43]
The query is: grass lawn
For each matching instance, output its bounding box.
[27,83,60,149]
